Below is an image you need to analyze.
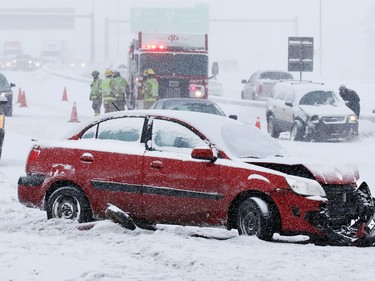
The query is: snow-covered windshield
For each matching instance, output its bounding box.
[221,124,284,158]
[299,91,339,106]
[259,72,293,80]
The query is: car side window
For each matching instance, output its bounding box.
[81,117,145,142]
[284,89,295,103]
[151,119,207,154]
[275,89,286,100]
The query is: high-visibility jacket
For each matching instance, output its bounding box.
[113,76,128,101]
[142,78,159,102]
[100,77,116,104]
[90,77,102,100]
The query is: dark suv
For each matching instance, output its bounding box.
[266,81,358,142]
[0,73,15,116]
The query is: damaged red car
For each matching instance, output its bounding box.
[18,110,375,246]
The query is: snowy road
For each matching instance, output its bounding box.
[2,68,375,281]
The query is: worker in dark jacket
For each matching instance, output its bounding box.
[339,84,360,117]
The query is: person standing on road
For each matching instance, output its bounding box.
[339,84,361,117]
[100,68,117,113]
[141,68,159,109]
[112,70,128,111]
[89,70,102,116]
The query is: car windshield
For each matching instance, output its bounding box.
[0,75,9,91]
[260,72,293,80]
[299,91,338,106]
[221,124,284,158]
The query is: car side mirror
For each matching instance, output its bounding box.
[285,101,293,107]
[191,147,217,162]
[241,79,247,84]
[10,83,15,87]
[229,115,238,120]
[211,62,219,76]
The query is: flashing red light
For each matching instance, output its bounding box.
[191,86,196,91]
[145,42,167,51]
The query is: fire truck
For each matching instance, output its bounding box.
[127,32,215,109]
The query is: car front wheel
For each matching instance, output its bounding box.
[267,115,280,138]
[290,121,304,141]
[236,197,274,241]
[46,186,93,223]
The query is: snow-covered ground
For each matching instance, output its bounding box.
[2,67,375,281]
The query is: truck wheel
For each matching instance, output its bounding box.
[237,197,274,241]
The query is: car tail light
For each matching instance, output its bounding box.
[0,114,4,129]
[27,145,41,166]
[258,83,263,95]
[189,84,204,98]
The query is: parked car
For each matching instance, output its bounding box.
[266,81,358,142]
[241,70,294,100]
[207,78,223,96]
[0,73,15,116]
[0,113,4,159]
[149,98,237,119]
[18,110,375,246]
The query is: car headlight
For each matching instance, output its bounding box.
[349,114,357,123]
[310,115,320,123]
[285,175,326,197]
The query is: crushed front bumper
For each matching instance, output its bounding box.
[307,182,375,246]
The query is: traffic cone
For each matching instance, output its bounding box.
[17,87,22,103]
[68,102,80,123]
[255,116,261,129]
[62,86,68,101]
[19,91,28,107]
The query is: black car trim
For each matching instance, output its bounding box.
[18,174,46,187]
[91,180,223,200]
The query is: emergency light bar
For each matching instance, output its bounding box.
[145,43,167,51]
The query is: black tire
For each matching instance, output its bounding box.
[241,91,245,100]
[236,197,274,241]
[290,121,304,141]
[46,186,93,223]
[267,115,280,138]
[251,92,256,100]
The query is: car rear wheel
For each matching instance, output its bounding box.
[290,121,304,141]
[47,186,93,223]
[236,197,274,241]
[267,115,280,138]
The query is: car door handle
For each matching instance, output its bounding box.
[80,153,94,163]
[150,160,163,169]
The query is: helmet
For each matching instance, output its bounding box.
[339,84,346,91]
[144,68,155,75]
[104,68,112,76]
[91,70,99,77]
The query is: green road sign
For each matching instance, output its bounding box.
[131,5,209,33]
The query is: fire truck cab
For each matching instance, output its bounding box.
[128,32,212,109]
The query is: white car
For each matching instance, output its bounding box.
[266,81,358,142]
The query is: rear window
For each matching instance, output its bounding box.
[260,72,293,80]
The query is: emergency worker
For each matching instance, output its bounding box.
[112,70,128,111]
[89,70,102,116]
[100,68,117,113]
[142,68,159,109]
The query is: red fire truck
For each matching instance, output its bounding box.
[127,32,215,109]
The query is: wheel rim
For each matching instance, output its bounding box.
[52,195,81,220]
[240,209,259,236]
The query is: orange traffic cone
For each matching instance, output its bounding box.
[62,86,68,101]
[68,102,80,123]
[255,116,261,129]
[19,91,28,107]
[17,87,22,103]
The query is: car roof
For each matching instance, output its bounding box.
[273,81,334,95]
[62,109,241,146]
[156,98,217,104]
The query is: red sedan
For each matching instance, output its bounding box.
[18,110,375,245]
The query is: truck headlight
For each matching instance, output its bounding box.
[286,176,326,197]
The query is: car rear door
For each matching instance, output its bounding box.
[75,116,146,217]
[141,117,223,225]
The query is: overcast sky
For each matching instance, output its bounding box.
[0,0,373,81]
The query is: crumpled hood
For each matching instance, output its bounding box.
[245,156,359,184]
[299,103,354,117]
